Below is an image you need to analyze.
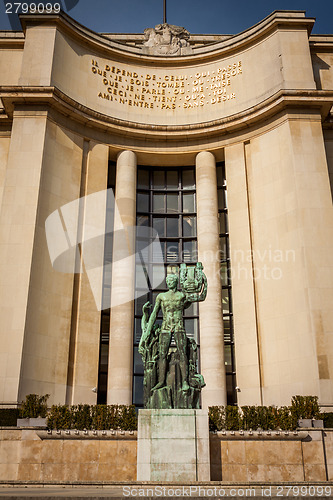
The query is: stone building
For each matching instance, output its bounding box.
[0,9,332,412]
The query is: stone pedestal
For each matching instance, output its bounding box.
[137,409,210,482]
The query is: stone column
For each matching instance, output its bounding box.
[107,150,137,404]
[196,151,227,408]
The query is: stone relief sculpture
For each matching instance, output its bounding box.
[139,263,207,409]
[143,23,191,56]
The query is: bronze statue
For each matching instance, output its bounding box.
[139,263,207,409]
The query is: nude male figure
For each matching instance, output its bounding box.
[139,273,207,392]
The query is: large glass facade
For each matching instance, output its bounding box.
[133,166,199,407]
[217,162,237,405]
[97,161,236,406]
[97,161,116,404]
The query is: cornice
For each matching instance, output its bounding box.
[17,10,315,67]
[1,86,332,143]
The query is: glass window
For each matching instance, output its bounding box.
[217,189,225,210]
[137,169,149,189]
[137,192,149,212]
[222,288,230,315]
[183,193,195,213]
[133,376,144,406]
[135,293,149,315]
[153,217,165,237]
[216,166,224,188]
[133,347,144,375]
[167,170,178,189]
[183,240,197,262]
[166,217,178,237]
[182,169,195,190]
[167,193,178,213]
[153,170,165,189]
[218,212,227,234]
[152,264,165,289]
[220,262,228,287]
[223,316,231,342]
[183,216,196,237]
[153,193,164,213]
[219,237,227,260]
[184,318,198,341]
[166,241,179,262]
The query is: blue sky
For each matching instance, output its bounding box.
[0,0,333,34]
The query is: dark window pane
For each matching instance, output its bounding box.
[182,169,195,190]
[216,166,224,188]
[153,193,164,213]
[153,217,165,237]
[220,262,228,287]
[226,374,236,405]
[217,189,225,210]
[135,266,148,289]
[183,240,197,262]
[184,318,198,341]
[222,288,230,315]
[184,301,198,316]
[137,192,149,212]
[167,193,178,213]
[152,264,165,289]
[135,318,143,342]
[138,169,149,189]
[223,316,231,342]
[167,170,178,189]
[135,293,149,315]
[152,240,164,263]
[219,237,227,260]
[183,193,195,213]
[166,217,179,237]
[133,376,144,406]
[166,242,179,262]
[183,216,196,237]
[218,212,227,234]
[153,170,165,189]
[134,347,144,375]
[224,345,232,371]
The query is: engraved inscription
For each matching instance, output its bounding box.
[91,59,243,112]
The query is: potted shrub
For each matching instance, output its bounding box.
[291,395,323,428]
[17,394,49,427]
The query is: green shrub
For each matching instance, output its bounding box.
[209,406,225,431]
[291,395,320,420]
[322,413,333,429]
[20,394,49,418]
[0,408,20,426]
[47,404,137,431]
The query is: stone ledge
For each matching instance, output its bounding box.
[36,429,137,440]
[210,430,309,440]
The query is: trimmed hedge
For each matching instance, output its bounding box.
[0,408,20,427]
[47,404,137,431]
[209,396,321,432]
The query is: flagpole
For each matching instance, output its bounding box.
[163,0,167,24]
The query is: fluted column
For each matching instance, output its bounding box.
[107,150,137,404]
[196,151,227,408]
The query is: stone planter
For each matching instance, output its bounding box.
[298,418,312,428]
[17,417,47,428]
[312,419,324,428]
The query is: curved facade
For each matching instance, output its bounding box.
[0,10,333,409]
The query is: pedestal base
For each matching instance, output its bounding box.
[137,409,210,482]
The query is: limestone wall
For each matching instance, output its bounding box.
[0,429,137,482]
[210,430,333,482]
[1,429,333,483]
